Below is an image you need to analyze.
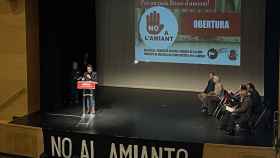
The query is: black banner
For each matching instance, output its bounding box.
[43,128,204,158]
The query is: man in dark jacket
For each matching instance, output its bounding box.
[198,72,216,112]
[246,82,262,114]
[69,61,82,105]
[221,85,252,135]
[246,82,262,127]
[204,72,216,94]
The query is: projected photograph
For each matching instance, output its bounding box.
[135,0,241,65]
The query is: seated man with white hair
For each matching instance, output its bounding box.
[205,82,230,116]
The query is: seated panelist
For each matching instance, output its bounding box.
[198,72,220,113]
[205,83,230,115]
[220,85,252,135]
[198,72,215,107]
[246,82,261,113]
[246,82,262,126]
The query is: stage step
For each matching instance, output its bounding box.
[0,121,43,158]
[203,144,275,158]
[0,120,276,158]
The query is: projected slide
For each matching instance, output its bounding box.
[135,0,241,66]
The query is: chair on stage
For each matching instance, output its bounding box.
[212,102,225,120]
[233,98,272,135]
[212,93,241,120]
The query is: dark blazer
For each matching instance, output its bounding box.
[235,96,252,113]
[83,72,97,82]
[204,79,215,93]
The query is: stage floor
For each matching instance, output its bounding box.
[12,86,273,147]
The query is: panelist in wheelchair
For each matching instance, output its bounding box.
[220,85,252,135]
[229,85,241,103]
[204,83,230,116]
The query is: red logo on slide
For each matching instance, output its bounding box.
[146,11,164,35]
[228,50,237,60]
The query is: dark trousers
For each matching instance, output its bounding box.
[205,95,220,114]
[83,90,95,109]
[221,111,250,131]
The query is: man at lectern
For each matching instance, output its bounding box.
[82,64,97,114]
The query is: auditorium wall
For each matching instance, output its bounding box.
[0,0,28,121]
